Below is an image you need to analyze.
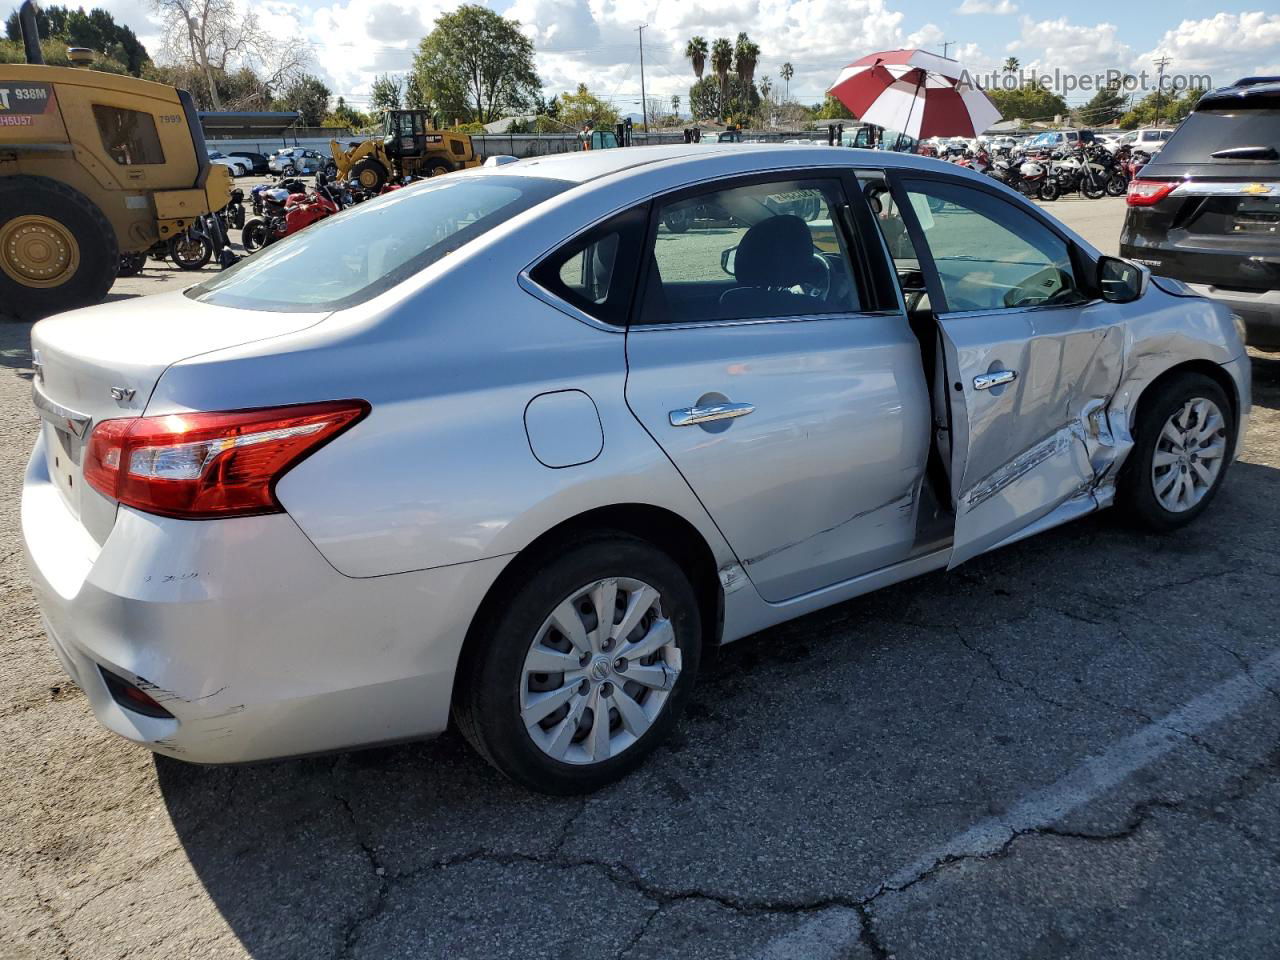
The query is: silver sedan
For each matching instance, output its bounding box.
[22,145,1250,793]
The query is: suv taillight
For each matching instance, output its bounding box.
[1126,179,1177,206]
[84,400,368,519]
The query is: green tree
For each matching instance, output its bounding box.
[1078,84,1126,126]
[780,61,794,100]
[710,37,733,117]
[558,82,619,130]
[684,36,707,79]
[1118,86,1204,129]
[369,73,402,112]
[813,93,853,119]
[670,93,680,115]
[1003,56,1019,74]
[987,84,1068,123]
[324,96,367,129]
[404,71,427,109]
[734,32,759,85]
[0,35,127,72]
[4,4,150,75]
[411,4,540,125]
[688,75,719,120]
[278,73,330,127]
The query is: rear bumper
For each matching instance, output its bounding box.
[1183,283,1280,349]
[21,432,509,764]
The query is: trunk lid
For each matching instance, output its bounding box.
[31,291,328,544]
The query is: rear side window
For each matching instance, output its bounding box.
[528,206,648,326]
[93,105,164,165]
[1157,109,1280,165]
[188,175,568,312]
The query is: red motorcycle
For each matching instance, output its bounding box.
[242,182,345,251]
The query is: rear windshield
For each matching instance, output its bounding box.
[1157,108,1280,165]
[187,175,568,312]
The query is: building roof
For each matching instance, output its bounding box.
[199,111,300,138]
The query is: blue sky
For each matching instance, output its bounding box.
[91,0,1280,113]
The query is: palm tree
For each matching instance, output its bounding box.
[780,61,794,101]
[685,37,708,80]
[671,94,680,116]
[1003,57,1019,75]
[711,37,733,117]
[734,32,760,85]
[759,76,772,100]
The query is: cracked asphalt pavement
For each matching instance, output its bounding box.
[2,199,1279,960]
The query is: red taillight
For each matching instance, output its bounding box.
[1126,179,1177,207]
[85,400,369,519]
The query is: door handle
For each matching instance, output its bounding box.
[973,370,1017,391]
[669,401,755,427]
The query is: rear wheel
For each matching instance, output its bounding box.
[1038,180,1059,201]
[453,534,702,794]
[1105,174,1128,197]
[1081,178,1106,200]
[0,176,117,321]
[425,158,452,178]
[1119,372,1235,532]
[662,207,693,233]
[351,159,388,191]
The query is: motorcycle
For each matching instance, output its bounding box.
[990,155,1058,201]
[147,196,243,270]
[242,175,349,251]
[1050,147,1110,200]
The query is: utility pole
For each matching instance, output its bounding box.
[1153,55,1171,127]
[941,41,955,59]
[637,24,648,135]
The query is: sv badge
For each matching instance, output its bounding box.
[110,386,136,402]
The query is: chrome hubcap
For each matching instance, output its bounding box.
[1152,397,1227,513]
[520,577,680,765]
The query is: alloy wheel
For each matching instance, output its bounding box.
[520,577,680,765]
[1151,397,1228,512]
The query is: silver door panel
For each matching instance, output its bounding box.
[626,313,931,602]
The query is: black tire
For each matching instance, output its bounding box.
[351,159,388,191]
[662,208,693,233]
[167,232,213,270]
[1081,178,1106,200]
[322,162,338,180]
[425,158,452,178]
[1118,372,1235,533]
[453,534,703,794]
[0,175,118,321]
[116,252,146,277]
[229,204,245,230]
[241,217,270,252]
[1038,180,1059,201]
[1105,174,1128,197]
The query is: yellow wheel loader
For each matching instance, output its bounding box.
[328,109,480,191]
[0,1,233,320]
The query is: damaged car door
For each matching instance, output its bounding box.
[897,177,1125,566]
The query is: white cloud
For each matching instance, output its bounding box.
[955,0,1017,15]
[1140,12,1280,86]
[1007,15,1132,79]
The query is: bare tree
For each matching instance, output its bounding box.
[152,0,310,109]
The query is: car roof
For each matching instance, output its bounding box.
[475,143,960,185]
[1198,80,1280,109]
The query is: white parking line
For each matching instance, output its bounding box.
[752,646,1280,960]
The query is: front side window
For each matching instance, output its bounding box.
[640,178,862,325]
[188,175,568,312]
[93,105,164,165]
[901,179,1087,313]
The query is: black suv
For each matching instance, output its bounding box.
[1120,78,1280,347]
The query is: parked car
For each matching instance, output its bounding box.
[23,145,1249,794]
[268,147,325,175]
[1108,128,1174,155]
[228,150,270,175]
[205,149,246,176]
[1024,129,1098,153]
[1121,78,1280,347]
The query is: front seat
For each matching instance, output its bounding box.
[718,214,818,319]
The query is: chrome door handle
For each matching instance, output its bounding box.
[973,370,1017,391]
[669,401,755,427]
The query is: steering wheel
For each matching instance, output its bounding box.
[805,251,832,301]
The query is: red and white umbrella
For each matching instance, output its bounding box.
[828,49,1001,139]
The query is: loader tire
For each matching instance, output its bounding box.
[0,176,118,321]
[351,159,388,191]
